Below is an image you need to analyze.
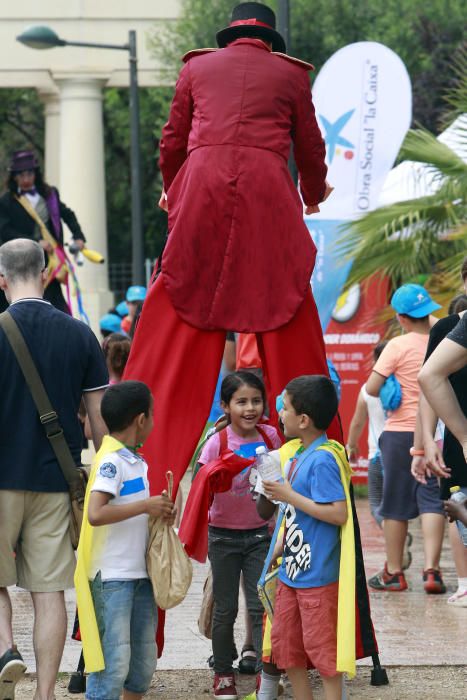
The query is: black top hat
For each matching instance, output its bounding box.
[8,149,39,173]
[216,2,286,54]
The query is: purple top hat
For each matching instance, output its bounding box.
[8,150,39,173]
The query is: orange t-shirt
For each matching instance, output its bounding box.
[373,332,429,432]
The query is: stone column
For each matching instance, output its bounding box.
[54,73,113,332]
[38,90,61,184]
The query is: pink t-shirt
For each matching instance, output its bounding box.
[199,424,282,529]
[373,331,429,432]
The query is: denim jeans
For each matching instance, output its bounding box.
[208,525,271,674]
[86,574,157,700]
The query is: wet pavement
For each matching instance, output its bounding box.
[9,483,466,673]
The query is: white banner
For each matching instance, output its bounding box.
[311,41,412,220]
[307,41,412,330]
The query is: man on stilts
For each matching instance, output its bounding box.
[124,2,387,687]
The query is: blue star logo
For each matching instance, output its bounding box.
[319,109,355,163]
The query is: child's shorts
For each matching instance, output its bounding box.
[271,580,339,677]
[86,574,157,700]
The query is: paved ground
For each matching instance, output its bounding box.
[14,666,467,699]
[8,476,467,697]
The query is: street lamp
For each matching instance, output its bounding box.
[17,25,144,285]
[277,0,290,53]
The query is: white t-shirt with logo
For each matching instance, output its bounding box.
[88,447,149,580]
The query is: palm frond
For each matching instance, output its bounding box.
[399,128,467,179]
[442,43,467,126]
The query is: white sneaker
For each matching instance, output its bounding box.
[447,588,467,607]
[0,646,27,700]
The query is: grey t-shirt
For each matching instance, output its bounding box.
[447,313,467,349]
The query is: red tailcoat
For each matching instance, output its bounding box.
[159,38,327,333]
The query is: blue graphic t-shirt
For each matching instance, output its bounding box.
[278,434,345,588]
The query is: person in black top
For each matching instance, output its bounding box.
[0,238,108,699]
[419,311,467,465]
[414,258,467,606]
[0,150,86,314]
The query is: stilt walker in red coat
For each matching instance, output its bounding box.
[125,1,337,495]
[125,5,387,683]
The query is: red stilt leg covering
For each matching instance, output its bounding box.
[124,275,226,496]
[256,289,343,442]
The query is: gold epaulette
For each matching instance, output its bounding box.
[272,52,315,71]
[182,48,219,63]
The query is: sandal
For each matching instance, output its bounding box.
[238,645,256,675]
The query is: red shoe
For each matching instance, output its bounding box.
[368,563,408,591]
[213,673,238,699]
[423,568,446,594]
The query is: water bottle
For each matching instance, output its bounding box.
[255,446,283,483]
[449,486,467,546]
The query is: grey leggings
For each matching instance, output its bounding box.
[208,525,271,674]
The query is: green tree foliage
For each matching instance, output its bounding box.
[103,87,172,263]
[290,0,466,132]
[0,89,44,176]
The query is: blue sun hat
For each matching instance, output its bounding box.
[99,313,122,334]
[391,284,441,318]
[126,285,147,303]
[116,300,128,317]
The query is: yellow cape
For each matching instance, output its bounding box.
[262,438,356,679]
[319,440,356,679]
[74,435,125,672]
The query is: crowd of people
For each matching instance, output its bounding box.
[0,2,466,700]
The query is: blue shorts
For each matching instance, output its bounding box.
[86,574,157,700]
[379,431,444,520]
[379,430,444,520]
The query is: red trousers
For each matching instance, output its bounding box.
[124,275,342,496]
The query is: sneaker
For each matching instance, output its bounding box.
[423,568,446,594]
[213,673,238,699]
[0,645,26,700]
[368,563,408,591]
[402,532,413,570]
[447,589,467,607]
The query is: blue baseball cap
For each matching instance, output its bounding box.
[99,313,122,334]
[116,300,128,317]
[391,284,441,318]
[126,285,147,303]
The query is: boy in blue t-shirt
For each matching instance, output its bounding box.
[263,375,347,700]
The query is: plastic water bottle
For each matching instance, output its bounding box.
[255,446,283,483]
[449,486,467,546]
